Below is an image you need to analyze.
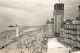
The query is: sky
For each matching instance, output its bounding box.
[0,0,80,27]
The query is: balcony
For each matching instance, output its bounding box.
[65,33,77,36]
[64,28,77,31]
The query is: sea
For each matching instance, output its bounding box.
[0,26,16,32]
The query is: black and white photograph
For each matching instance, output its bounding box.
[0,0,80,53]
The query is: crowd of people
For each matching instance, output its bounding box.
[17,26,48,53]
[0,25,48,53]
[0,26,31,49]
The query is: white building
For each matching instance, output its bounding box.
[46,18,54,38]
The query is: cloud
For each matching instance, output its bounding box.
[0,0,80,27]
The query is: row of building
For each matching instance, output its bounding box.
[46,1,80,49]
[60,21,80,48]
[59,5,80,48]
[46,3,64,37]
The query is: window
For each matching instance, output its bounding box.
[73,25,74,28]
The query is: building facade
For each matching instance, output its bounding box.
[59,23,80,48]
[58,5,80,49]
[54,3,64,36]
[46,18,54,38]
[78,5,80,17]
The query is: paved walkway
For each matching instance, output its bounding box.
[47,38,71,53]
